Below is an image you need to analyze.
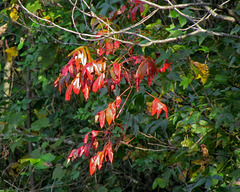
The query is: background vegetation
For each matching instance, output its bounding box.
[1,0,240,191]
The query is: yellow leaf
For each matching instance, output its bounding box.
[10,8,19,22]
[190,60,209,84]
[5,47,18,62]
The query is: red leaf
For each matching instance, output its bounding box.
[114,41,120,49]
[106,107,113,125]
[67,149,77,164]
[107,142,114,164]
[136,77,140,92]
[109,102,116,122]
[98,48,105,56]
[65,84,73,101]
[77,146,85,157]
[92,73,104,93]
[72,77,81,95]
[130,6,138,24]
[116,96,121,109]
[81,80,90,100]
[152,98,158,117]
[152,98,168,119]
[159,59,172,73]
[91,130,99,138]
[77,146,84,157]
[136,61,148,81]
[99,111,106,128]
[92,139,99,151]
[113,63,121,79]
[69,63,74,75]
[89,156,97,176]
[61,65,69,76]
[105,42,114,55]
[124,71,131,86]
[84,133,89,144]
[97,151,105,170]
[84,143,91,158]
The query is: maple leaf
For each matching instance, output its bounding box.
[159,59,172,73]
[152,98,168,119]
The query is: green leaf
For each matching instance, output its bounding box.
[52,165,65,180]
[26,0,42,13]
[31,117,49,131]
[180,74,194,89]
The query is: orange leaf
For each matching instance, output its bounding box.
[106,107,113,125]
[89,156,97,176]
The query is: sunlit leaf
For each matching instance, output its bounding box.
[116,96,121,109]
[106,107,113,125]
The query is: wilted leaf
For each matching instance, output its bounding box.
[0,23,8,36]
